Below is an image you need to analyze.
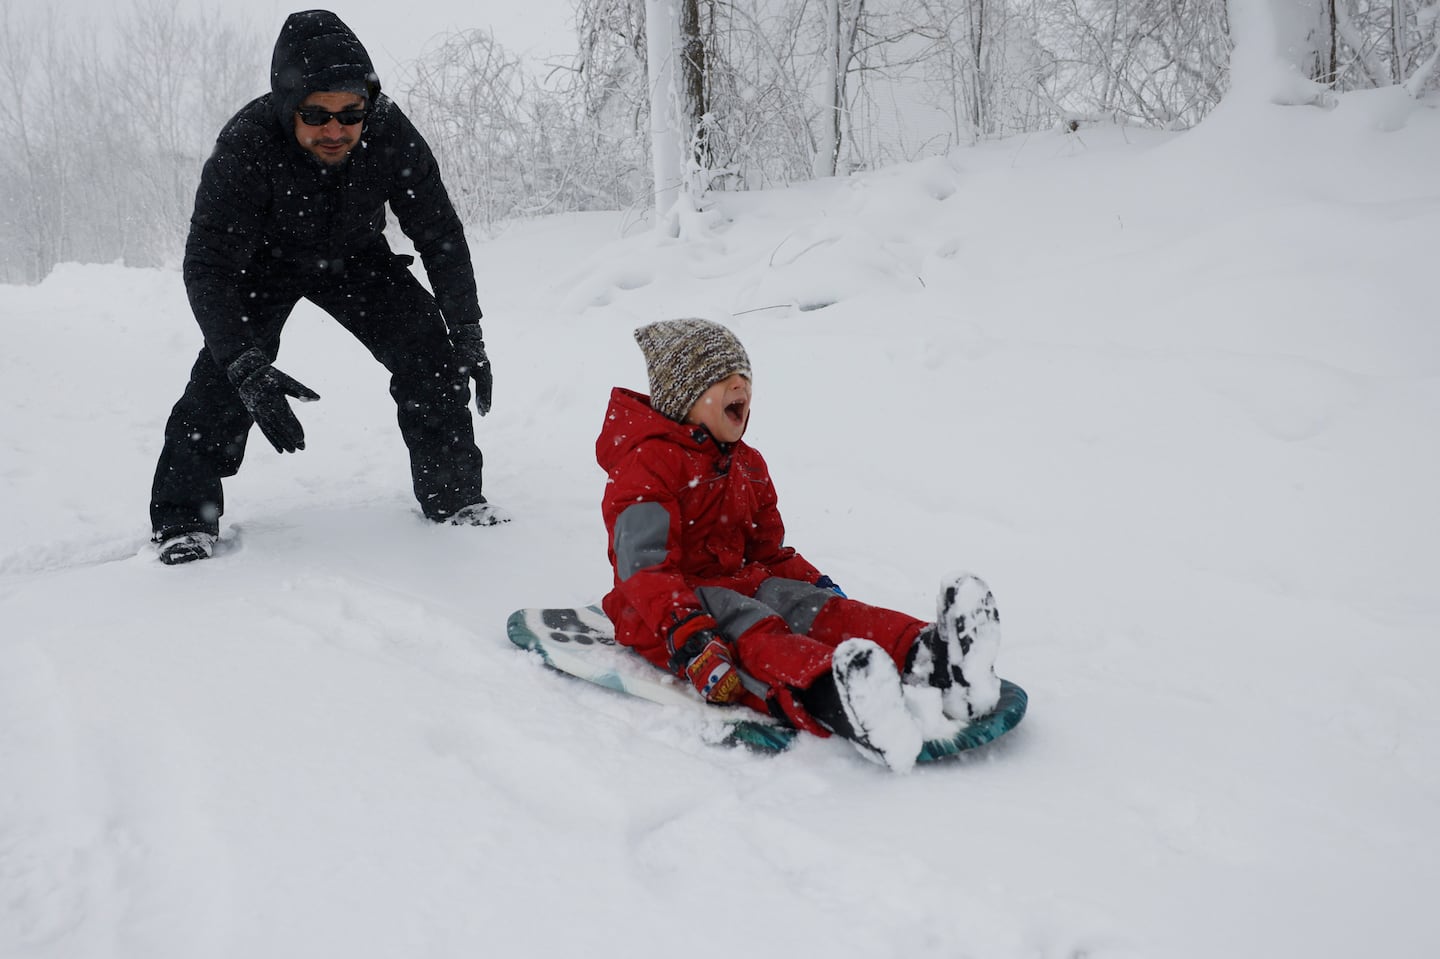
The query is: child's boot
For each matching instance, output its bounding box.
[803,638,923,773]
[904,573,1002,720]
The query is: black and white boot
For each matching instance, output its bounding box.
[156,531,217,566]
[443,500,513,526]
[904,573,1002,720]
[810,638,923,773]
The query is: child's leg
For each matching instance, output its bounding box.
[727,616,922,770]
[802,595,927,673]
[695,585,861,737]
[696,584,924,766]
[695,586,834,692]
[750,578,834,633]
[796,639,922,773]
[749,576,928,671]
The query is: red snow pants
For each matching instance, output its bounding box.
[697,577,927,736]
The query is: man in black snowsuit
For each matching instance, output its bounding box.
[150,9,507,565]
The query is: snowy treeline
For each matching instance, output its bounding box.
[0,1,265,283]
[1,0,1436,283]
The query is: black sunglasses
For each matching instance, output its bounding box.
[295,106,367,127]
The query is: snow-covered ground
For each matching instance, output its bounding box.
[3,89,1438,958]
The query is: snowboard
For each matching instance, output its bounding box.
[506,605,1028,761]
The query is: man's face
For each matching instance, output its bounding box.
[293,91,366,165]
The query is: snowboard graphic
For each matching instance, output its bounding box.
[506,606,1028,761]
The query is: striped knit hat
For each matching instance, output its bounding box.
[634,319,752,422]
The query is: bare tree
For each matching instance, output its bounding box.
[114,0,205,265]
[701,0,819,186]
[678,0,710,171]
[400,19,650,227]
[566,0,653,206]
[1334,0,1395,86]
[908,0,1059,142]
[1277,0,1439,94]
[0,0,265,282]
[813,0,867,176]
[1405,2,1440,93]
[0,5,74,282]
[403,29,532,228]
[9,0,1435,284]
[1043,0,1230,128]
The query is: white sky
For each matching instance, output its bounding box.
[11,0,579,82]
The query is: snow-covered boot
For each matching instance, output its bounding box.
[157,531,216,566]
[904,573,1002,720]
[820,638,923,773]
[443,500,513,526]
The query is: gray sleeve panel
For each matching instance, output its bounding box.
[613,501,673,580]
[753,577,834,634]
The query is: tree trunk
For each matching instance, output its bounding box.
[810,0,865,177]
[677,0,708,171]
[644,0,683,231]
[1392,0,1407,83]
[813,0,840,177]
[1328,0,1338,84]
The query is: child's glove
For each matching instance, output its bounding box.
[668,614,744,704]
[815,574,847,598]
[685,635,744,704]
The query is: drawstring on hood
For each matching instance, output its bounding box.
[270,9,380,132]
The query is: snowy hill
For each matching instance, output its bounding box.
[3,90,1438,959]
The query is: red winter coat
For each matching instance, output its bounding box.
[596,387,928,734]
[597,388,822,668]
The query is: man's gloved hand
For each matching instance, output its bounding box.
[449,324,493,416]
[815,574,847,598]
[668,613,744,704]
[226,347,320,454]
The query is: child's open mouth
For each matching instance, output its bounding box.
[725,400,746,423]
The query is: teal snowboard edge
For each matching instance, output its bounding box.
[506,606,1027,761]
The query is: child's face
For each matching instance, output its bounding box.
[684,372,751,443]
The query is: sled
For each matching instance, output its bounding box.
[506,605,1028,761]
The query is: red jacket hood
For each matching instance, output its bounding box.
[596,386,727,473]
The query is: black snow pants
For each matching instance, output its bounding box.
[150,257,485,539]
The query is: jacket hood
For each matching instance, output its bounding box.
[597,387,721,474]
[270,10,380,130]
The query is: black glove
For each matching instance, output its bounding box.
[449,324,492,416]
[226,348,320,454]
[815,574,847,597]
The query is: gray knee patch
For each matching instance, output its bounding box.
[695,587,779,639]
[753,577,833,634]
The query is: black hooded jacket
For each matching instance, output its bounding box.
[182,10,482,368]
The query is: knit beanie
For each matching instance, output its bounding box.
[634,319,752,422]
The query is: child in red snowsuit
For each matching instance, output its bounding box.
[597,318,1002,771]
